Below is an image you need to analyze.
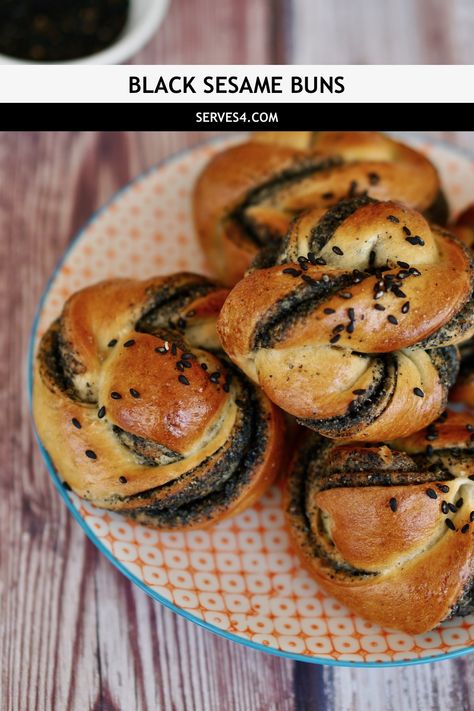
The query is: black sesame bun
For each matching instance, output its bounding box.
[194,131,447,286]
[284,409,474,634]
[218,198,474,441]
[33,273,285,530]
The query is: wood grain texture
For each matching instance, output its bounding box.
[3,130,474,711]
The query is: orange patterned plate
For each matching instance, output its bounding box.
[29,133,474,667]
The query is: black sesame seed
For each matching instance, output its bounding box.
[182,352,193,360]
[387,215,400,223]
[426,445,434,456]
[348,181,358,197]
[392,287,406,299]
[426,488,437,499]
[368,172,380,185]
[182,360,192,369]
[456,498,464,509]
[85,450,97,460]
[389,497,398,512]
[340,292,352,299]
[210,372,221,383]
[123,339,135,348]
[98,406,106,419]
[353,389,367,395]
[470,511,474,522]
[108,338,118,348]
[397,261,409,269]
[171,343,177,356]
[130,388,140,398]
[438,484,450,493]
[282,267,302,277]
[413,387,424,398]
[315,257,327,266]
[302,275,317,286]
[176,362,185,372]
[348,308,355,321]
[177,318,186,330]
[324,308,336,315]
[462,524,470,534]
[223,383,230,393]
[369,250,376,267]
[406,236,425,246]
[401,302,410,314]
[72,418,81,429]
[441,501,449,514]
[448,503,457,514]
[409,267,421,276]
[119,475,127,484]
[178,375,190,386]
[466,424,474,432]
[201,363,208,370]
[155,346,168,354]
[333,324,345,333]
[445,519,456,531]
[298,256,308,264]
[402,226,412,236]
[330,334,341,344]
[426,433,438,441]
[387,315,398,325]
[374,303,386,311]
[332,246,344,256]
[111,392,122,400]
[374,291,384,300]
[346,322,355,334]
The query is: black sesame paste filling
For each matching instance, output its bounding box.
[307,195,376,254]
[251,274,355,349]
[136,277,216,334]
[297,355,395,437]
[231,156,344,248]
[38,320,87,400]
[123,373,270,529]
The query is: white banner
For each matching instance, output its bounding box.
[0,65,473,103]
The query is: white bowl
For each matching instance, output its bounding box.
[0,0,170,65]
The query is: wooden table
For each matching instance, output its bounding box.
[3,1,474,708]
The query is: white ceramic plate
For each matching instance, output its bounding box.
[30,133,474,667]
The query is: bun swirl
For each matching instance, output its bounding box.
[285,410,474,634]
[33,273,284,529]
[218,198,474,440]
[451,205,474,407]
[194,131,447,285]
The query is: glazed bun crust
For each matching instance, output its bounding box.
[218,198,474,440]
[285,411,474,634]
[34,273,285,529]
[194,131,446,285]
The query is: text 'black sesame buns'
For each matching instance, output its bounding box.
[218,197,474,441]
[194,131,447,286]
[285,410,474,634]
[33,273,285,530]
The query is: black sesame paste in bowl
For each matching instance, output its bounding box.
[0,0,130,62]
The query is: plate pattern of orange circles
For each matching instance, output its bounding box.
[30,134,474,666]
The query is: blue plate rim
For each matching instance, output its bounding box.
[27,131,474,669]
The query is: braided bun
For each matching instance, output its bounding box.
[194,131,447,285]
[218,198,474,441]
[285,410,474,634]
[33,273,284,530]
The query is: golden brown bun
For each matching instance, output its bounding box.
[218,198,474,440]
[194,131,446,285]
[285,410,474,634]
[33,273,285,530]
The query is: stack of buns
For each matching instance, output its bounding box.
[33,132,474,634]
